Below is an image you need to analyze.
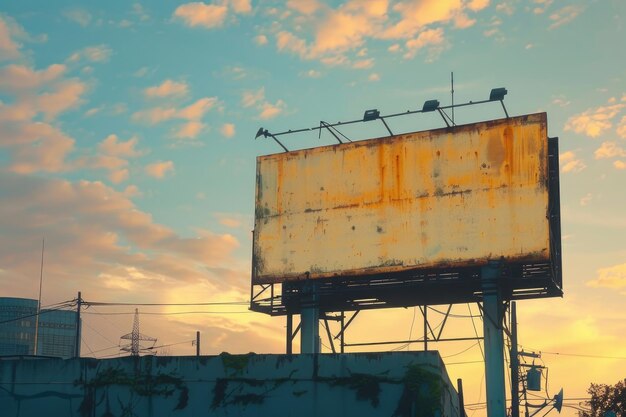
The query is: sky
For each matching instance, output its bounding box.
[0,0,625,416]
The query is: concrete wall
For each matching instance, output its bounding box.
[0,351,460,417]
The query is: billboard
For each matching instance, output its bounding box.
[254,113,555,283]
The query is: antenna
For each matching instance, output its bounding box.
[451,72,455,125]
[33,238,44,356]
[120,309,157,356]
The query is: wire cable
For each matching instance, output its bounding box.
[84,301,248,307]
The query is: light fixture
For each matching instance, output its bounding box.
[422,100,440,112]
[363,109,380,121]
[489,88,507,101]
[255,127,268,139]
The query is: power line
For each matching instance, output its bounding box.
[82,310,252,316]
[84,301,248,307]
[0,302,76,325]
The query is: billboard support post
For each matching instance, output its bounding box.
[300,282,320,354]
[482,261,507,417]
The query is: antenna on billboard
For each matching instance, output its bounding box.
[451,72,455,125]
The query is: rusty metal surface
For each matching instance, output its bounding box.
[253,113,550,284]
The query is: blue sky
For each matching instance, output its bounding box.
[0,1,625,415]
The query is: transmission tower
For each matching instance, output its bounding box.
[120,308,157,356]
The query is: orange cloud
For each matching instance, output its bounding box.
[132,97,218,124]
[258,100,286,120]
[0,15,22,60]
[588,263,626,289]
[220,123,236,138]
[144,79,189,98]
[594,141,626,159]
[559,150,586,173]
[231,0,252,14]
[548,5,583,30]
[174,3,229,28]
[98,134,142,158]
[0,64,66,92]
[175,121,206,139]
[404,28,446,60]
[145,160,174,179]
[564,104,624,138]
[287,0,322,15]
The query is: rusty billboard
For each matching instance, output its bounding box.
[252,113,562,313]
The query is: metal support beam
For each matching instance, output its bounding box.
[511,301,520,417]
[300,282,319,354]
[482,261,507,417]
[286,314,293,355]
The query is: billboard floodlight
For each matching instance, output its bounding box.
[363,109,380,121]
[422,100,440,112]
[489,88,508,101]
[253,89,515,151]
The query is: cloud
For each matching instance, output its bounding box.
[352,58,374,69]
[594,141,626,159]
[467,0,490,12]
[303,69,321,78]
[614,160,626,170]
[368,73,380,82]
[0,121,75,174]
[579,193,592,206]
[174,3,229,29]
[548,5,583,30]
[98,134,142,158]
[0,15,23,60]
[68,44,113,63]
[588,263,626,289]
[220,123,236,138]
[175,121,206,139]
[254,34,268,45]
[145,161,174,179]
[404,28,446,60]
[241,87,265,108]
[0,64,66,92]
[63,8,92,27]
[564,104,624,138]
[132,97,219,124]
[231,0,252,14]
[617,116,626,139]
[144,79,189,98]
[287,0,322,15]
[559,151,586,173]
[258,100,286,120]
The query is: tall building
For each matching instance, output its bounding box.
[0,297,80,358]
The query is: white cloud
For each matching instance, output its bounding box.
[368,73,380,82]
[63,8,92,27]
[68,44,113,63]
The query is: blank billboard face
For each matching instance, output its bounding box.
[253,113,550,285]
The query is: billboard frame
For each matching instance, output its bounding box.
[250,118,562,316]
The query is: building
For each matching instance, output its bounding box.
[0,297,79,358]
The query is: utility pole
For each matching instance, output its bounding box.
[511,301,520,417]
[75,291,81,358]
[196,331,200,357]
